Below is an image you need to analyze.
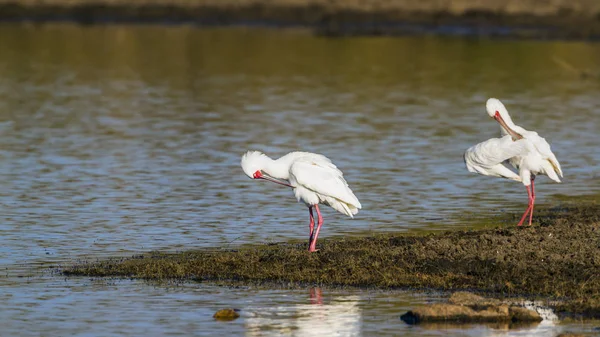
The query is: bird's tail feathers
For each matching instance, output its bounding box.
[324,197,359,218]
[543,160,562,183]
[549,158,563,178]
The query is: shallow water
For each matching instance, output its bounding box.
[1,24,600,336]
[4,276,599,337]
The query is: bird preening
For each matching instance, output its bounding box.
[464,98,563,226]
[240,98,562,250]
[241,151,362,252]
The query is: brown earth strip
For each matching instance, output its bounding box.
[1,0,600,39]
[400,291,542,324]
[64,201,600,318]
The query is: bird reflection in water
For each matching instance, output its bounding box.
[309,287,323,305]
[245,287,361,337]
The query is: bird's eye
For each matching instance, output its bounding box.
[253,170,263,179]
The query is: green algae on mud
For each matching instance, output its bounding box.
[64,202,600,316]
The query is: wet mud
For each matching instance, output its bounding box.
[400,292,542,324]
[64,200,600,318]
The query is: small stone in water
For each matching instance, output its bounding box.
[213,308,240,321]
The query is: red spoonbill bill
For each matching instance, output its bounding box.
[241,151,362,252]
[464,98,563,226]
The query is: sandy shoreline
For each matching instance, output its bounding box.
[1,0,600,39]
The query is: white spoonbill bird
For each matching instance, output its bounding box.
[464,98,563,226]
[241,151,361,252]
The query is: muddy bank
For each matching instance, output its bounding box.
[400,292,542,324]
[1,0,600,39]
[64,202,600,317]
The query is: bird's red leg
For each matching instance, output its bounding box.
[517,185,533,227]
[308,206,315,246]
[528,176,536,226]
[309,205,324,252]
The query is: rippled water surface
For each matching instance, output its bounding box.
[2,24,600,336]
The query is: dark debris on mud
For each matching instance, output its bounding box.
[64,202,600,317]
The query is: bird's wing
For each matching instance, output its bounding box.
[464,136,531,180]
[289,158,361,209]
[466,136,531,166]
[526,133,563,178]
[292,152,342,173]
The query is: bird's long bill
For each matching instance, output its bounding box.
[494,114,523,141]
[260,174,293,188]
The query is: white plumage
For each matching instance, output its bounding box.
[465,135,525,182]
[245,293,362,337]
[289,157,361,217]
[241,151,361,252]
[464,98,563,226]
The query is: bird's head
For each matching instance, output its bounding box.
[485,98,523,140]
[486,98,508,120]
[241,150,294,187]
[241,150,267,179]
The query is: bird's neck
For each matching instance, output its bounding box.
[262,156,292,180]
[499,110,518,135]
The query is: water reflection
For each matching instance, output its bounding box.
[243,288,568,337]
[2,275,597,337]
[245,288,361,337]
